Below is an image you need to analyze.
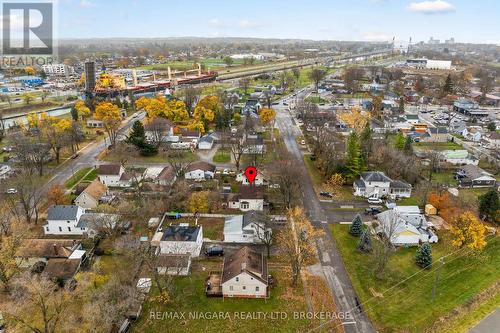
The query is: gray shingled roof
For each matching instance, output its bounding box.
[361,171,392,183]
[47,205,80,221]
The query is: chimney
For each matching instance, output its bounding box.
[241,262,247,271]
[53,244,58,256]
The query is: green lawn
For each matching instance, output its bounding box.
[64,167,93,189]
[414,141,462,150]
[213,149,231,163]
[82,169,98,182]
[330,224,500,333]
[303,155,323,188]
[305,95,328,104]
[131,264,313,333]
[430,171,457,186]
[397,196,421,206]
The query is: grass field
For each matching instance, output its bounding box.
[138,58,263,72]
[212,149,231,163]
[330,224,500,333]
[414,141,463,150]
[131,263,314,333]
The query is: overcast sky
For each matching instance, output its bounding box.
[53,0,499,44]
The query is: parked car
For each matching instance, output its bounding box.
[319,192,333,198]
[205,246,224,256]
[364,207,381,215]
[367,197,383,204]
[300,140,306,145]
[5,188,17,194]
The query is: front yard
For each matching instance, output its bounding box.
[330,224,500,333]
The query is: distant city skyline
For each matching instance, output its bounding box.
[44,0,500,44]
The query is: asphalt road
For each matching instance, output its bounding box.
[468,308,500,333]
[39,111,146,194]
[274,90,376,333]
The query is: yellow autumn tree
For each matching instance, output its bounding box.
[323,173,344,198]
[94,102,121,145]
[277,207,324,286]
[75,100,91,120]
[24,66,36,75]
[338,106,371,134]
[188,191,210,213]
[450,211,487,251]
[135,96,188,122]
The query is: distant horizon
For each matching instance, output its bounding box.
[52,36,495,46]
[43,0,500,45]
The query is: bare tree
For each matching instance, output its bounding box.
[238,77,251,95]
[6,273,69,333]
[277,207,324,286]
[374,211,398,279]
[226,133,246,171]
[167,150,194,178]
[6,173,44,224]
[11,133,51,176]
[178,86,201,113]
[250,212,274,258]
[309,68,326,93]
[271,155,301,210]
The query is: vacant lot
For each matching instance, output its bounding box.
[331,224,500,333]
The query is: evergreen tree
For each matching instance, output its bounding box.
[479,190,500,224]
[398,97,405,114]
[358,229,372,252]
[346,132,363,179]
[443,74,454,95]
[415,243,432,269]
[70,106,78,122]
[127,120,146,146]
[395,132,405,150]
[360,122,372,158]
[349,214,363,237]
[403,136,413,153]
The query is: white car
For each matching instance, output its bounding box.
[300,140,306,145]
[5,188,17,194]
[367,197,383,204]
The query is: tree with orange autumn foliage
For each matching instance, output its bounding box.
[47,185,70,205]
[427,191,462,223]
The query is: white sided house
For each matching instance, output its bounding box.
[97,164,128,187]
[74,180,109,209]
[152,224,203,258]
[184,161,216,181]
[353,171,412,199]
[236,171,269,186]
[224,211,272,243]
[228,186,265,212]
[43,205,86,236]
[376,206,438,246]
[221,246,268,298]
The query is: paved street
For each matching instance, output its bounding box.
[275,90,376,333]
[39,111,146,195]
[468,308,500,333]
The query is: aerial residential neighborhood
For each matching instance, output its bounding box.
[0,1,499,333]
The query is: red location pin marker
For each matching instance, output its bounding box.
[244,166,257,185]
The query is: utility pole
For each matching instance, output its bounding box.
[432,257,445,302]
